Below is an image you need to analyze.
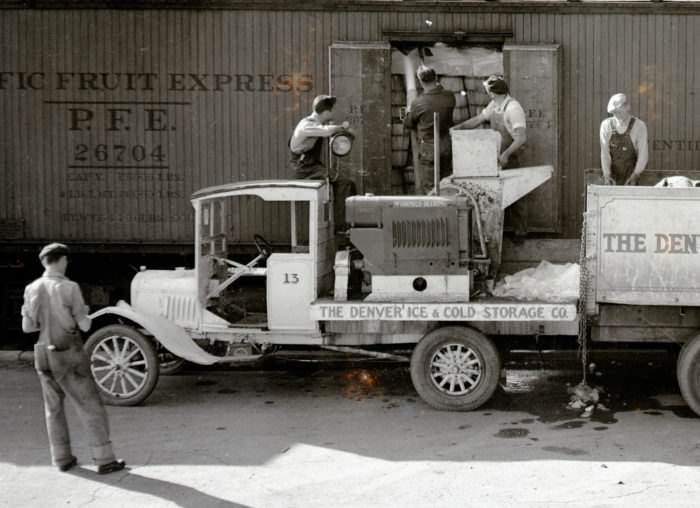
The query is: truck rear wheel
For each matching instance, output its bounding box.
[85,324,160,406]
[677,334,700,417]
[410,326,501,411]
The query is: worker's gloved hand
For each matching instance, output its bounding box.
[341,121,350,130]
[624,173,640,186]
[603,175,616,186]
[498,152,510,168]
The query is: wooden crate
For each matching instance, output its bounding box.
[392,135,410,151]
[392,150,409,168]
[452,107,471,124]
[391,123,405,136]
[391,74,405,92]
[391,91,406,106]
[439,76,464,92]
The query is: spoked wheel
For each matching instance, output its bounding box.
[677,333,700,417]
[85,324,160,406]
[410,326,501,411]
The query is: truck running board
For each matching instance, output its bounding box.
[320,345,409,362]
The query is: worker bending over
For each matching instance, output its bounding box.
[290,94,356,232]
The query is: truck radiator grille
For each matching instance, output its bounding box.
[392,218,449,248]
[163,295,197,323]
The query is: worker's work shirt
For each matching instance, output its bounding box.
[22,271,89,349]
[600,116,648,165]
[404,86,456,142]
[479,96,527,140]
[600,116,647,153]
[289,113,337,154]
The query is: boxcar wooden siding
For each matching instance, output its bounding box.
[0,9,698,244]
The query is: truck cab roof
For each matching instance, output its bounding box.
[191,179,326,203]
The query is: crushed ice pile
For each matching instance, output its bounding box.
[493,260,580,302]
[567,381,609,418]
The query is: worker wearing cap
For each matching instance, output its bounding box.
[290,95,350,178]
[600,93,649,185]
[290,94,356,232]
[404,64,457,195]
[452,75,529,242]
[21,243,125,474]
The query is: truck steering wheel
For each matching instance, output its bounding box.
[254,234,273,258]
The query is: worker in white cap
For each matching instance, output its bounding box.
[600,93,649,185]
[289,94,356,233]
[21,243,125,474]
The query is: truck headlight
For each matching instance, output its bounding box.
[331,132,354,157]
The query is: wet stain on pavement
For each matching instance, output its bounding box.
[483,353,698,424]
[552,420,587,430]
[542,446,589,456]
[179,353,697,425]
[495,428,530,438]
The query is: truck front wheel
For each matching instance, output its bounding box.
[410,326,501,411]
[85,324,160,406]
[677,334,700,417]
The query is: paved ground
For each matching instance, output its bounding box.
[1,352,699,508]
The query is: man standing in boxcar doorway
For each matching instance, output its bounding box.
[21,243,125,474]
[404,64,457,195]
[289,94,356,233]
[600,93,649,185]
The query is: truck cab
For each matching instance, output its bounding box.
[87,180,335,405]
[194,179,334,334]
[129,180,333,336]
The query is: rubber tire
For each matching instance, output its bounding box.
[84,324,160,406]
[159,356,186,376]
[410,326,501,411]
[156,344,187,376]
[677,334,700,417]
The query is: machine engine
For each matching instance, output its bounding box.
[344,195,474,301]
[335,129,555,303]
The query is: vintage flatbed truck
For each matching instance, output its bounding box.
[84,133,700,416]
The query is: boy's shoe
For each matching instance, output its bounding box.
[97,459,126,475]
[58,456,78,472]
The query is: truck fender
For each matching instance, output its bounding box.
[89,301,220,365]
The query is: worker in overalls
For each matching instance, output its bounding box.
[290,94,356,233]
[600,93,649,185]
[21,243,125,474]
[452,75,528,243]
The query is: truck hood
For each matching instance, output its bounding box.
[131,269,200,328]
